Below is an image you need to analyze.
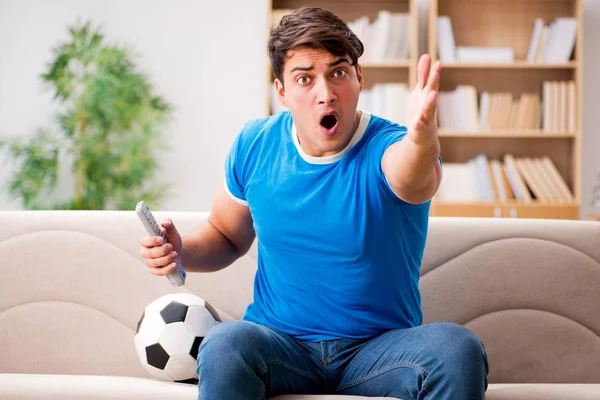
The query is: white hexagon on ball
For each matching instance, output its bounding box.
[159,322,195,355]
[186,305,218,337]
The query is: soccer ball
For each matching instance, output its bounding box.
[134,293,220,383]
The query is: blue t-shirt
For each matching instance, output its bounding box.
[224,110,431,342]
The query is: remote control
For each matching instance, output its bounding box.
[135,200,186,287]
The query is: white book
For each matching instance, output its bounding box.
[436,163,479,202]
[526,18,545,63]
[479,91,491,131]
[394,13,411,60]
[371,11,392,61]
[504,154,532,202]
[385,13,410,60]
[456,46,514,63]
[470,154,495,202]
[540,21,556,62]
[393,84,410,126]
[437,16,457,62]
[546,18,577,63]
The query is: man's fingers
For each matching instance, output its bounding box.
[426,61,441,92]
[420,91,438,123]
[149,263,178,277]
[141,235,164,248]
[417,54,431,90]
[144,251,179,269]
[140,241,172,258]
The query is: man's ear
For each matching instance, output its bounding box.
[274,78,287,108]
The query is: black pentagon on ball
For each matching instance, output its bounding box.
[176,378,199,385]
[160,301,188,324]
[146,343,170,370]
[190,336,203,360]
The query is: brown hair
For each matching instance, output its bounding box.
[268,7,364,84]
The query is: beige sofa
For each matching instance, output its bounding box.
[1,210,599,400]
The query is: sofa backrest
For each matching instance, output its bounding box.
[1,211,599,384]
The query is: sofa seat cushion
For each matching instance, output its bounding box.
[0,374,395,399]
[486,383,600,399]
[2,374,600,399]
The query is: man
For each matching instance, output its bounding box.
[140,7,489,400]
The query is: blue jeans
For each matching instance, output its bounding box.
[197,320,489,400]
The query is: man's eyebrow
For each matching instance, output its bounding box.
[327,57,351,67]
[290,65,314,73]
[289,57,352,73]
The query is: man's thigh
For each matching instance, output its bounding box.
[335,322,489,400]
[198,320,324,397]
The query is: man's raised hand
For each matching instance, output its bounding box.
[407,54,441,145]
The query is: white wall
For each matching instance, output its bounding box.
[1,0,598,218]
[0,0,268,211]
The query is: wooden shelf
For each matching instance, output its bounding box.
[430,202,580,220]
[439,130,577,138]
[429,0,583,219]
[440,61,578,69]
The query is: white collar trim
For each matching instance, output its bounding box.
[291,111,371,165]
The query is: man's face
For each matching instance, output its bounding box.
[275,46,363,157]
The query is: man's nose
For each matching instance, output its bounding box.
[316,79,337,105]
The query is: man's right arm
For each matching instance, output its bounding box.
[139,184,255,276]
[180,184,255,273]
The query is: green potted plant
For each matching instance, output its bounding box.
[0,20,171,210]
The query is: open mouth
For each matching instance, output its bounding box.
[320,114,338,130]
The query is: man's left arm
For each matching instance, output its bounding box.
[382,55,442,205]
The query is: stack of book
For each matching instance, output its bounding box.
[437,82,576,132]
[435,153,574,203]
[526,17,578,63]
[348,10,411,62]
[357,83,410,126]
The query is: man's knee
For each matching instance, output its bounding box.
[198,320,263,363]
[426,322,488,370]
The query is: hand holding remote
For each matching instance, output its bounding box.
[139,218,183,277]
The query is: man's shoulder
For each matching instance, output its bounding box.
[365,113,407,135]
[238,111,293,142]
[361,112,408,147]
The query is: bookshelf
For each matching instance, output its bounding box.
[267,0,419,119]
[429,0,583,219]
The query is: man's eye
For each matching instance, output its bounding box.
[297,76,310,85]
[333,70,347,78]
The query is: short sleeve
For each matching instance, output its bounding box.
[224,128,249,206]
[369,126,407,200]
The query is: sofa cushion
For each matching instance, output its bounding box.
[485,383,600,399]
[0,374,395,399]
[2,374,600,399]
